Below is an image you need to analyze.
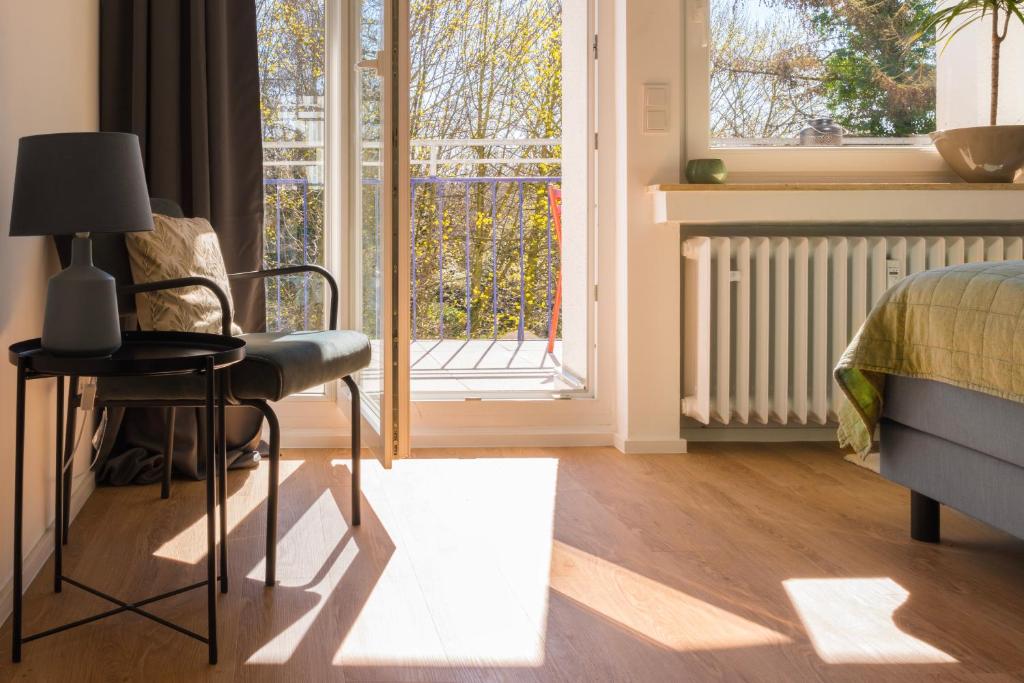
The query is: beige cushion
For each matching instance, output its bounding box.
[126,214,243,335]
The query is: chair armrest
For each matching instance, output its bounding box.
[120,277,233,337]
[229,265,339,330]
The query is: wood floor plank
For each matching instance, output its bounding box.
[1,443,1023,681]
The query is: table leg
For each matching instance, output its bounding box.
[61,375,78,546]
[54,376,65,594]
[12,362,26,662]
[264,403,280,587]
[217,371,228,594]
[162,407,176,500]
[204,358,218,665]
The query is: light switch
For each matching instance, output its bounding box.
[645,110,669,133]
[643,83,669,134]
[645,85,668,108]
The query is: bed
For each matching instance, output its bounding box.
[880,375,1024,542]
[834,261,1024,544]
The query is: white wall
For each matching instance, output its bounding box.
[607,0,686,453]
[0,0,99,620]
[938,19,1024,128]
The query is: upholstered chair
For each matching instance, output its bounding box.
[57,198,369,588]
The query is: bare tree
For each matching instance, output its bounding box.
[711,0,824,142]
[258,0,564,338]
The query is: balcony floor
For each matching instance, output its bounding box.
[411,339,570,396]
[361,339,577,397]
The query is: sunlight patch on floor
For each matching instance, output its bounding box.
[783,578,957,664]
[247,486,351,587]
[153,460,305,565]
[334,457,559,668]
[247,488,359,664]
[550,541,790,651]
[331,553,452,668]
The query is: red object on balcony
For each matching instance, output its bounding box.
[547,184,563,355]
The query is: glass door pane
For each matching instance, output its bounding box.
[405,0,591,399]
[258,0,328,337]
[355,0,383,414]
[352,0,409,465]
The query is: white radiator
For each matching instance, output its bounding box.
[682,235,1023,426]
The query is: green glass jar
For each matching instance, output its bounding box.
[685,158,727,184]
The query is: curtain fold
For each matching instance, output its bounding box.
[97,0,267,484]
[100,0,266,330]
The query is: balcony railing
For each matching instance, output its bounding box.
[264,177,316,331]
[263,139,561,341]
[409,175,561,343]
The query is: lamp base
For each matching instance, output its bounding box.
[41,236,122,357]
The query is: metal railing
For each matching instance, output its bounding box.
[262,138,562,340]
[264,177,316,331]
[409,175,561,343]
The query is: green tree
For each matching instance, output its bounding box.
[407,0,562,340]
[712,0,937,140]
[783,0,936,136]
[259,0,563,339]
[257,0,327,332]
[711,0,824,140]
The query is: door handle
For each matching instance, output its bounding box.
[355,50,384,76]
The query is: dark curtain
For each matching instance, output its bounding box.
[96,0,267,484]
[100,0,266,330]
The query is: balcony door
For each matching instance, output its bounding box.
[405,0,593,400]
[350,0,410,466]
[260,0,594,454]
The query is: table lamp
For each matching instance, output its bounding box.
[9,132,153,356]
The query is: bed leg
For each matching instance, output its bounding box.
[910,490,940,543]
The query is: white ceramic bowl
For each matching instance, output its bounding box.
[931,125,1024,183]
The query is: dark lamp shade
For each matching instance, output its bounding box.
[9,132,154,236]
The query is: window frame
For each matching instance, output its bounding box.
[682,0,951,182]
[259,0,338,405]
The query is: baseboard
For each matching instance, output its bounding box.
[282,425,615,450]
[412,426,614,449]
[0,475,95,626]
[613,435,689,454]
[681,427,838,442]
[287,425,835,450]
[281,427,351,449]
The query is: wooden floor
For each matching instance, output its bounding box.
[3,443,1024,681]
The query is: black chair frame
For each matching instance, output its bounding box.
[60,264,360,590]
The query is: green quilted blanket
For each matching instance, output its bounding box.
[836,261,1024,455]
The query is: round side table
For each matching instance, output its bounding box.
[8,331,245,665]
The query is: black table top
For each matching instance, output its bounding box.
[9,331,245,377]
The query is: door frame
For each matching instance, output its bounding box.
[275,0,411,461]
[406,0,605,444]
[336,0,411,466]
[391,0,412,460]
[281,0,613,451]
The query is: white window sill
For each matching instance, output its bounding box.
[650,183,1024,226]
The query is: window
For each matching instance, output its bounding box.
[708,0,935,148]
[257,0,327,332]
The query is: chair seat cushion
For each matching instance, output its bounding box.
[98,330,371,402]
[232,330,371,401]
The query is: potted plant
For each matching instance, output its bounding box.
[912,0,1024,182]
